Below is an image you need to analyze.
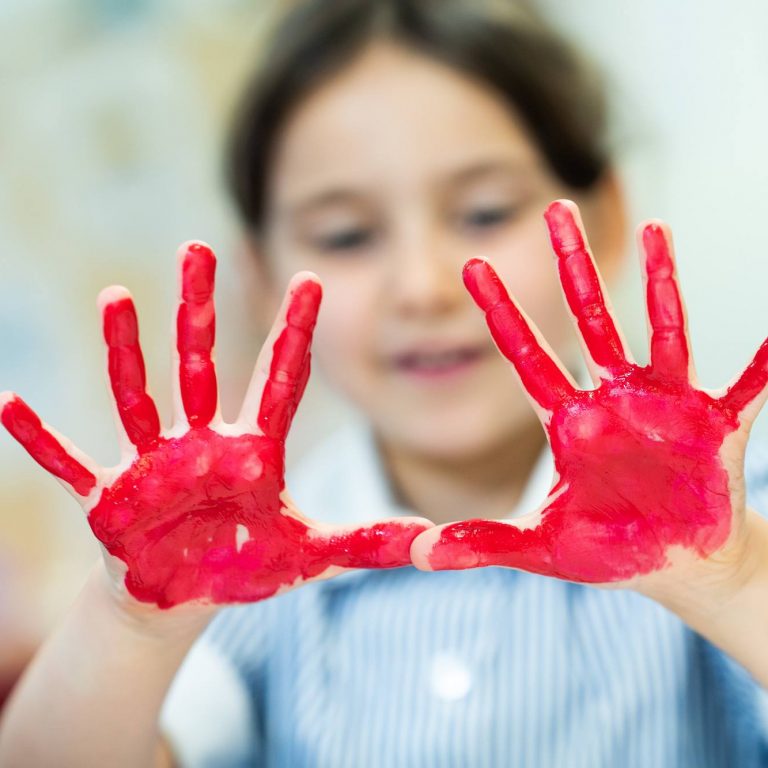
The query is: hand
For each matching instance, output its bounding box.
[411,200,768,588]
[1,243,430,609]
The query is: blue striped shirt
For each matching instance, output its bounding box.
[162,424,768,767]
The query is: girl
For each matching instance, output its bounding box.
[1,1,768,766]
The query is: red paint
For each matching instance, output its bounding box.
[0,396,96,496]
[103,298,161,451]
[426,203,768,583]
[544,201,628,375]
[1,246,429,608]
[463,261,574,409]
[258,281,321,440]
[177,243,217,427]
[88,427,425,608]
[726,336,768,413]
[642,223,689,378]
[89,270,421,607]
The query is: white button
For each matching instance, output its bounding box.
[430,652,472,701]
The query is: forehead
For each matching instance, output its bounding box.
[268,40,543,205]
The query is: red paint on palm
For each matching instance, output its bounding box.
[426,376,737,581]
[89,428,424,608]
[422,201,768,582]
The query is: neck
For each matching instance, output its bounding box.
[378,420,546,526]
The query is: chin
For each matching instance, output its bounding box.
[378,404,532,463]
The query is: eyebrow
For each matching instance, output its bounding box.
[440,157,536,187]
[279,189,368,223]
[281,156,537,221]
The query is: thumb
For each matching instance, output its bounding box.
[316,516,433,570]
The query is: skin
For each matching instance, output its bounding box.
[255,38,768,687]
[2,37,768,768]
[257,41,626,525]
[410,201,768,590]
[0,242,430,609]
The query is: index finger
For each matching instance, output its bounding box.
[463,258,576,413]
[238,273,322,441]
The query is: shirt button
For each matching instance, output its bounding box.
[430,652,472,701]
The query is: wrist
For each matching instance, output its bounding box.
[89,558,217,645]
[636,509,768,687]
[641,508,768,630]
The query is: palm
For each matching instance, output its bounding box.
[92,429,414,606]
[412,201,768,584]
[484,375,738,583]
[2,243,428,608]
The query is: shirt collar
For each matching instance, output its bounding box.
[305,418,554,591]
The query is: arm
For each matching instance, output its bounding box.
[0,564,210,768]
[0,241,430,766]
[411,200,768,685]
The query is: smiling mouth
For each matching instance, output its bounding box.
[391,345,489,379]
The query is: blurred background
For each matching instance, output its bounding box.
[0,0,767,699]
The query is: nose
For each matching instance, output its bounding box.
[386,222,465,318]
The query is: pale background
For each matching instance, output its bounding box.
[0,0,766,634]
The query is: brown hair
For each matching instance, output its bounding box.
[227,0,610,234]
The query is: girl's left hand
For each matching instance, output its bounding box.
[410,200,768,595]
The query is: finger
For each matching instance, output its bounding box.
[463,258,576,414]
[0,392,100,498]
[239,273,322,441]
[410,516,552,574]
[175,241,219,428]
[722,336,768,420]
[544,200,632,379]
[314,516,433,569]
[99,287,161,453]
[640,222,692,380]
[294,348,312,409]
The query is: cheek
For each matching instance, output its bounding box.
[264,245,379,381]
[484,228,576,362]
[311,278,378,382]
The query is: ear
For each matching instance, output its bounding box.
[233,234,283,333]
[577,169,628,285]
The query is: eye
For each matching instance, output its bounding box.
[315,226,375,253]
[461,205,516,232]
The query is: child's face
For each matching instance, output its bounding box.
[260,41,623,461]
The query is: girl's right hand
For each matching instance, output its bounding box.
[1,242,430,612]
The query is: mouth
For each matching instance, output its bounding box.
[391,343,490,381]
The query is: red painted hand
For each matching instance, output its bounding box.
[411,201,768,585]
[1,243,429,608]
